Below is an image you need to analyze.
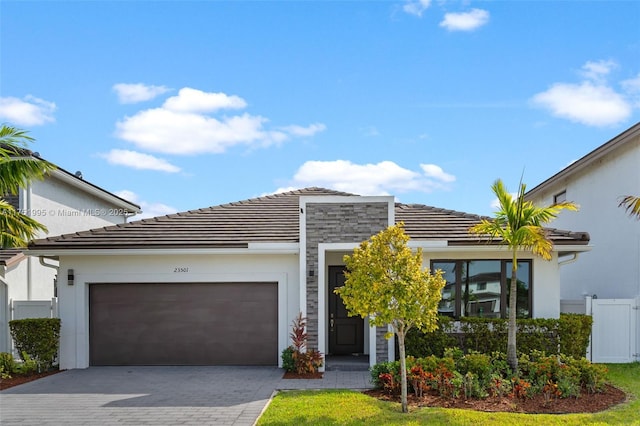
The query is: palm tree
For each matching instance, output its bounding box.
[619,195,640,219]
[469,179,578,373]
[0,125,55,247]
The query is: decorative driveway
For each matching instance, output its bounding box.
[0,366,372,425]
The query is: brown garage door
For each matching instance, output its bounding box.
[89,282,278,366]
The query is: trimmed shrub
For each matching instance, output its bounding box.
[9,318,61,371]
[559,313,592,358]
[15,352,38,375]
[405,314,593,359]
[405,316,458,357]
[281,346,295,373]
[0,352,16,378]
[370,360,400,388]
[0,351,16,373]
[459,318,507,354]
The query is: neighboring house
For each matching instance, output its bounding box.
[526,122,640,307]
[28,187,590,370]
[0,157,140,353]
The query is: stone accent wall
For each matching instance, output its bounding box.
[304,201,389,361]
[376,327,389,363]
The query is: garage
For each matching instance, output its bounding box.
[89,282,278,366]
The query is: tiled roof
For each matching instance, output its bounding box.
[396,203,589,246]
[0,249,26,267]
[28,187,590,251]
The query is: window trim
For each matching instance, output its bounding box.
[553,190,567,204]
[431,259,533,319]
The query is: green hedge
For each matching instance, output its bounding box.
[9,318,61,371]
[406,313,592,359]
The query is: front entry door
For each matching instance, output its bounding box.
[328,266,364,355]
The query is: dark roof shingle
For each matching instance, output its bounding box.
[28,187,589,251]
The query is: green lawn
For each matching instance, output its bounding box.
[258,363,640,425]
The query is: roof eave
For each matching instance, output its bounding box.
[526,122,640,199]
[26,242,300,257]
[51,168,141,213]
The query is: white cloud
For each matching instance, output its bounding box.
[0,95,56,126]
[440,9,490,31]
[622,72,640,107]
[532,60,638,127]
[403,0,431,17]
[580,60,617,83]
[115,190,178,219]
[279,123,327,137]
[276,160,456,196]
[99,149,180,173]
[532,81,631,127]
[622,73,640,94]
[115,88,325,155]
[420,164,456,183]
[163,88,247,112]
[113,83,171,104]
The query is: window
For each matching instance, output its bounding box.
[2,192,20,210]
[431,259,532,319]
[554,190,566,204]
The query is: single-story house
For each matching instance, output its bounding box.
[28,187,590,370]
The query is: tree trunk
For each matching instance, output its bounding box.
[507,254,519,373]
[398,329,408,413]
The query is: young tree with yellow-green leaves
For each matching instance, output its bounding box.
[0,125,55,247]
[469,179,578,373]
[336,223,445,413]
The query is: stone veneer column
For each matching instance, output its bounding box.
[304,201,389,362]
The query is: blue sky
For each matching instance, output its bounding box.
[1,1,639,219]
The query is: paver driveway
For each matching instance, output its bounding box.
[0,366,372,426]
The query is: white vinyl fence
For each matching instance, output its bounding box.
[5,298,58,357]
[11,298,58,320]
[587,296,639,363]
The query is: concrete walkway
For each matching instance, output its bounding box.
[0,367,373,426]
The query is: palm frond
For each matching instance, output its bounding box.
[619,195,640,220]
[0,156,55,195]
[469,178,578,259]
[0,125,56,194]
[0,199,48,248]
[0,125,34,147]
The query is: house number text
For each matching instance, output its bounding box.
[174,267,189,273]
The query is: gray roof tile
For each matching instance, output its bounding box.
[28,187,590,251]
[0,249,25,266]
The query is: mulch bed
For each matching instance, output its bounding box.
[364,384,627,414]
[0,369,63,391]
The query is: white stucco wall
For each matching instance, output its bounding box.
[528,140,640,301]
[30,177,129,238]
[8,175,134,304]
[56,253,300,370]
[4,260,29,301]
[51,244,569,370]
